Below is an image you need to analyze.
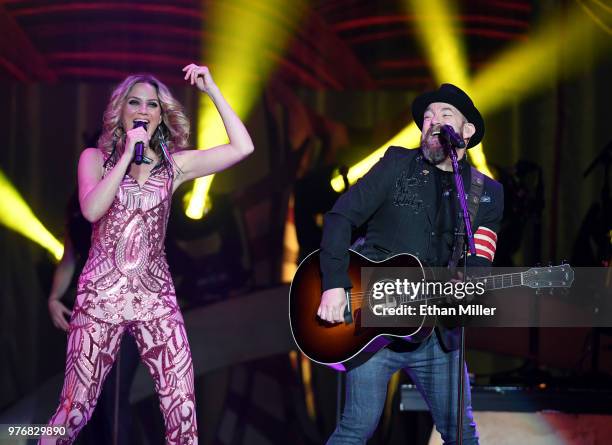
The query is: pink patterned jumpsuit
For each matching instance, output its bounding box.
[44,155,197,444]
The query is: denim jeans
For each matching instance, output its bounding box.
[327,333,479,445]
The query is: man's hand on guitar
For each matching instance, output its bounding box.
[317,288,347,323]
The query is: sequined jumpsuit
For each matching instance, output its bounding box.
[44,154,197,444]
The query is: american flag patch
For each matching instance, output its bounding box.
[474,226,497,262]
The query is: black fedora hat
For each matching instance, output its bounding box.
[411,83,484,148]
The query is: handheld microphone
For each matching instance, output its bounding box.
[132,121,148,165]
[440,124,466,149]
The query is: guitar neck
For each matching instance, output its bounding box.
[394,272,526,304]
[476,272,525,290]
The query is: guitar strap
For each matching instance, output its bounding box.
[448,167,485,273]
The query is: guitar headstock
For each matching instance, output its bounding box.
[522,264,574,288]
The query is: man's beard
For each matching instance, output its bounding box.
[420,126,448,165]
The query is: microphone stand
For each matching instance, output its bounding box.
[448,144,477,445]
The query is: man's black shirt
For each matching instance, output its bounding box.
[433,167,459,267]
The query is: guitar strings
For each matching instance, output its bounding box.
[345,292,456,304]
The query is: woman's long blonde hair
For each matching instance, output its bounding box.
[97,74,190,158]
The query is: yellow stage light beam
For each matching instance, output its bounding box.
[407,0,470,88]
[0,169,63,260]
[282,195,299,282]
[407,0,491,176]
[331,122,421,192]
[577,0,612,35]
[467,143,490,176]
[471,3,612,115]
[186,0,306,219]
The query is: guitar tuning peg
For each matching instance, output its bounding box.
[535,288,542,295]
[561,259,567,265]
[549,288,554,295]
[548,262,553,267]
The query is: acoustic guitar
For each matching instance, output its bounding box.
[289,249,574,370]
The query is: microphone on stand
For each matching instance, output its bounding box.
[132,121,148,165]
[440,124,466,149]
